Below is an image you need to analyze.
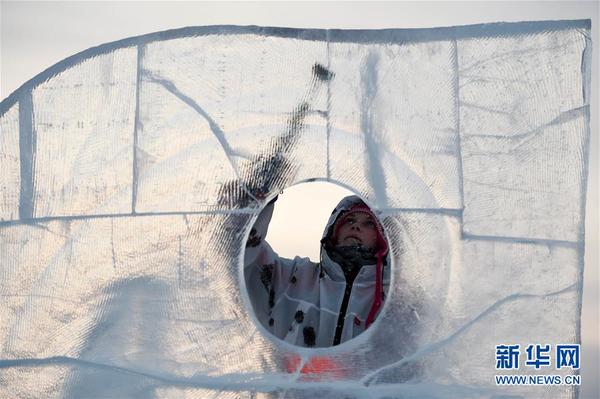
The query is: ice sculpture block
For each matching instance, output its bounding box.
[0,21,592,398]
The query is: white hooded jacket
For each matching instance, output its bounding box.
[244,195,391,348]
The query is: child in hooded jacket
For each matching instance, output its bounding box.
[244,195,390,348]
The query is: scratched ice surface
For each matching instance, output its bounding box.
[0,22,592,398]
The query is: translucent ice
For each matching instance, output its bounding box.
[0,21,592,398]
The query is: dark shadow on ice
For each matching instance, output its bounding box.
[61,277,174,398]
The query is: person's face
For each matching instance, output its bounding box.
[335,211,378,250]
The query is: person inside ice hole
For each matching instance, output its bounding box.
[244,194,390,348]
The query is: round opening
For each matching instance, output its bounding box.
[242,180,392,349]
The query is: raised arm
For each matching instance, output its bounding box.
[244,196,277,268]
[217,63,334,208]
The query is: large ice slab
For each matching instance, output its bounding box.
[0,21,591,399]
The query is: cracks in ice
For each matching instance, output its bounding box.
[26,222,68,238]
[451,38,466,224]
[461,232,579,249]
[278,354,310,399]
[0,294,81,305]
[462,105,588,155]
[142,70,259,204]
[110,219,117,269]
[459,74,533,89]
[361,52,388,208]
[177,235,183,287]
[131,44,143,214]
[0,356,332,392]
[459,38,585,75]
[0,355,510,398]
[17,89,36,221]
[360,282,578,386]
[463,177,564,195]
[0,208,260,228]
[62,221,73,285]
[143,71,245,164]
[460,101,512,116]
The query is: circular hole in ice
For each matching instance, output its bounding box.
[242,180,395,349]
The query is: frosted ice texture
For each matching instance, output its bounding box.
[0,104,19,221]
[0,21,592,398]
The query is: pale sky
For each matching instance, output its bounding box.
[1,1,598,397]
